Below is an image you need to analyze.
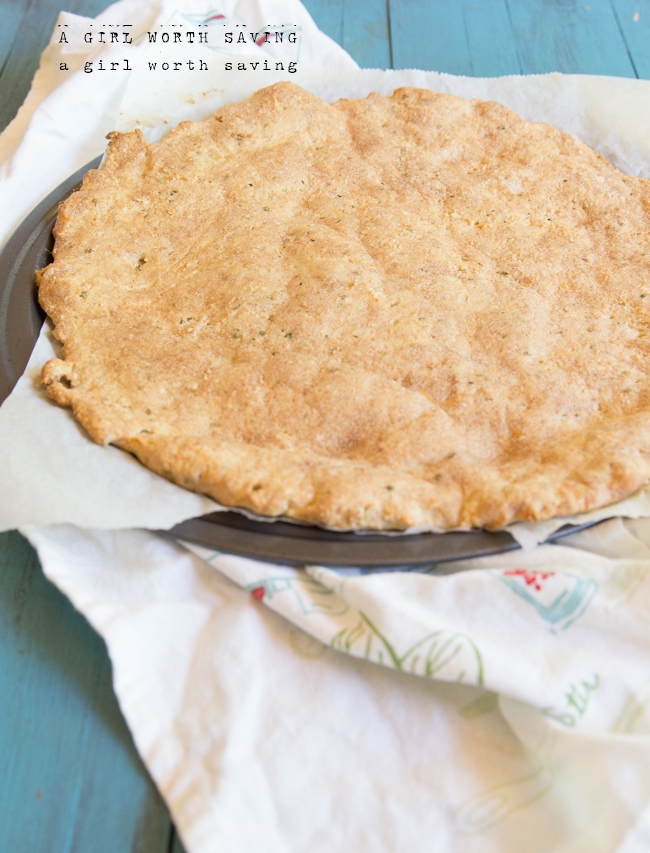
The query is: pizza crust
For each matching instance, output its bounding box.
[38,82,650,530]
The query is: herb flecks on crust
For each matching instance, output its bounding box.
[38,82,650,530]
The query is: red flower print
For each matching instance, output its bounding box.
[503,568,555,592]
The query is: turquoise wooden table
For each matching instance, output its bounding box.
[0,1,648,849]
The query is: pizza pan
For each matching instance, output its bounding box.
[163,512,599,569]
[0,157,102,403]
[0,162,602,569]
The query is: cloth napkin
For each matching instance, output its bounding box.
[24,519,650,853]
[4,2,650,851]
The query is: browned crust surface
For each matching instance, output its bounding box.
[38,82,650,530]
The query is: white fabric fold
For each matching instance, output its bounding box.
[20,518,650,853]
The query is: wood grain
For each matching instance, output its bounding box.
[0,0,26,78]
[610,0,650,78]
[390,0,521,75]
[507,0,637,76]
[0,0,109,133]
[305,0,391,67]
[0,531,172,853]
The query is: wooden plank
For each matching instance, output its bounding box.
[0,0,110,133]
[610,0,650,78]
[304,0,390,67]
[304,0,344,46]
[341,1,390,69]
[507,0,637,76]
[390,0,473,73]
[462,0,521,75]
[389,0,520,76]
[0,0,26,77]
[0,531,171,853]
[67,659,172,853]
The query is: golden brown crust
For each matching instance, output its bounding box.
[38,82,650,529]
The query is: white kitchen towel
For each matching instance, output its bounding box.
[21,519,650,853]
[3,1,650,851]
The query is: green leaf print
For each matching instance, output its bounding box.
[331,610,484,686]
[453,730,555,834]
[246,575,349,616]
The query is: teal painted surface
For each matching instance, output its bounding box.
[0,0,26,77]
[390,0,522,76]
[462,0,522,76]
[0,0,111,132]
[611,0,650,77]
[305,0,390,67]
[342,2,390,69]
[390,0,476,73]
[302,0,344,46]
[507,0,637,76]
[0,0,648,850]
[0,532,171,853]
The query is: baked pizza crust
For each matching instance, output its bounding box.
[37,82,650,530]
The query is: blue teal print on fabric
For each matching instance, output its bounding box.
[496,569,596,631]
[245,575,349,616]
